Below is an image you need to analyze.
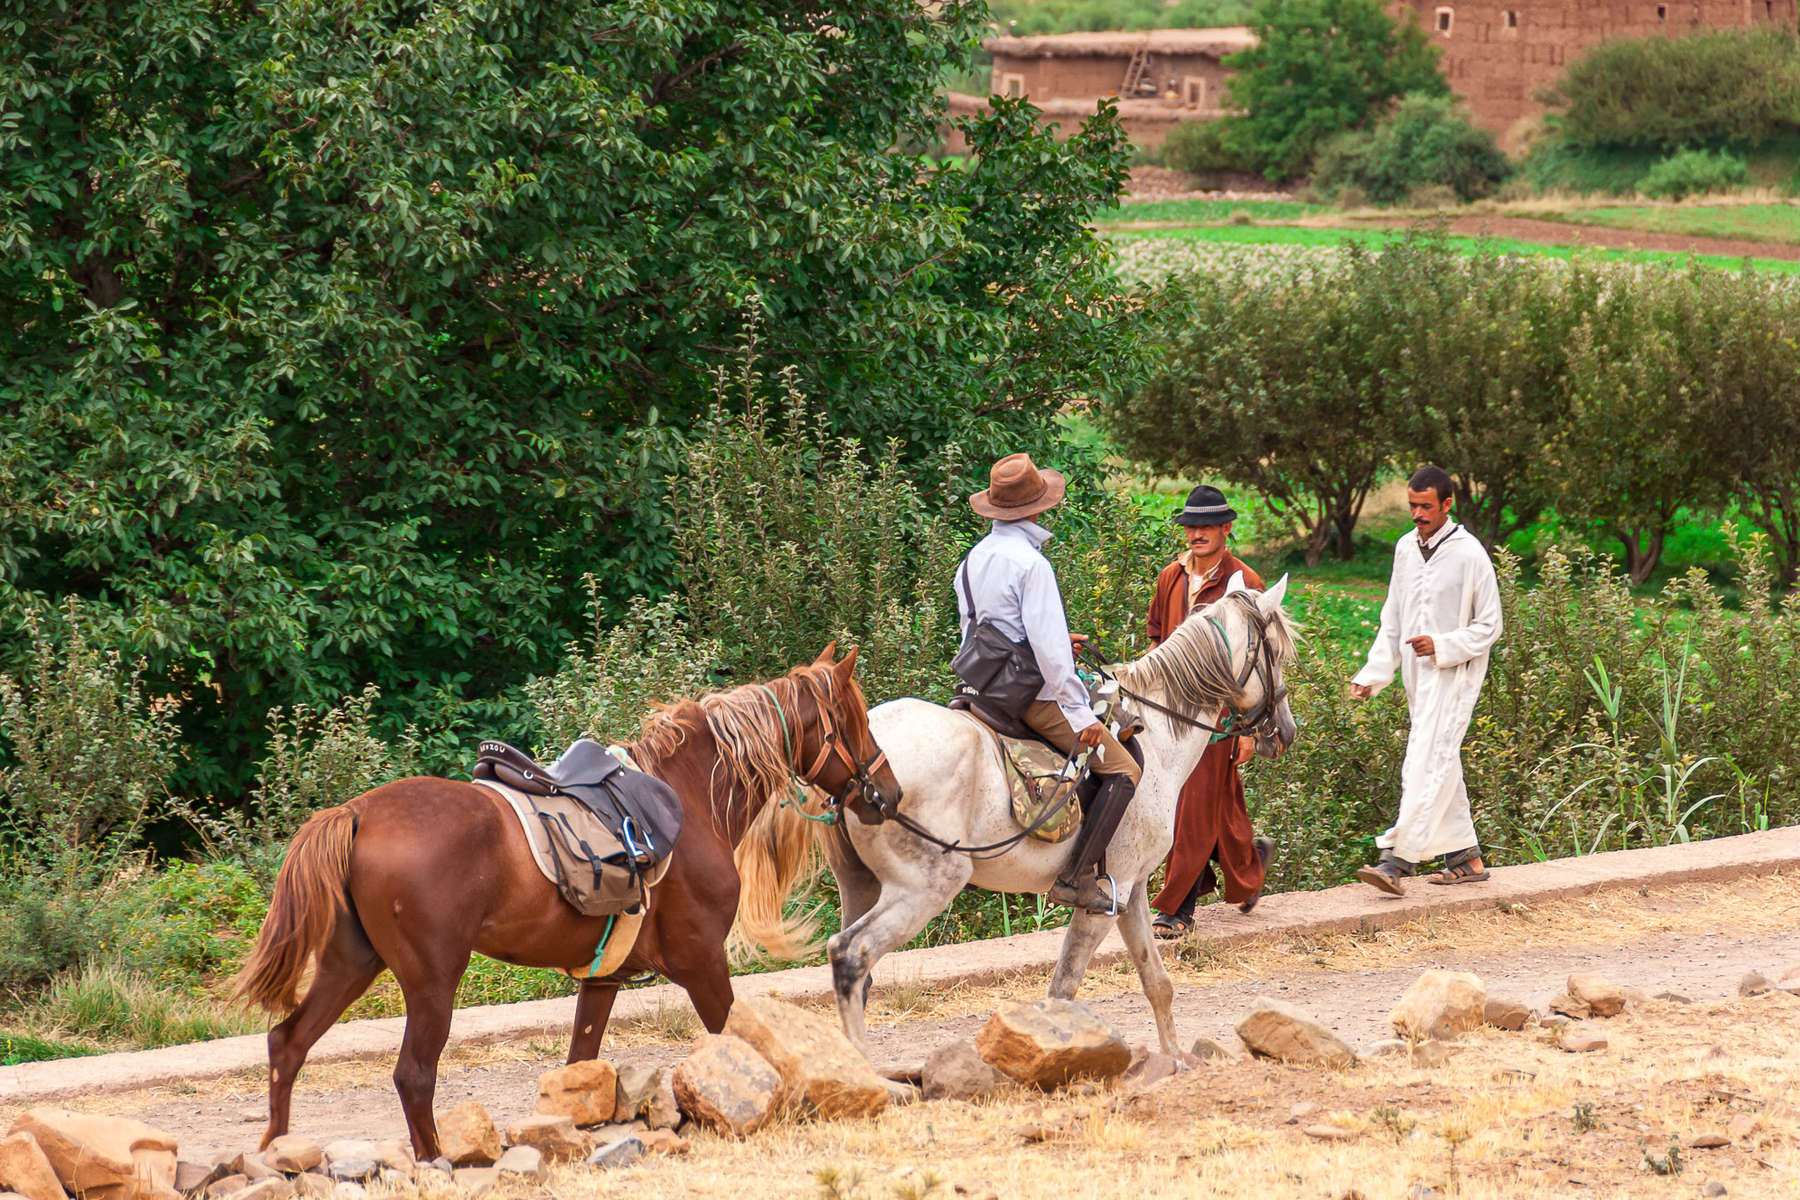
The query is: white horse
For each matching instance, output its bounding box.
[808,580,1299,1060]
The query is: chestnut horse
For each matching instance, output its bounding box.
[232,646,900,1159]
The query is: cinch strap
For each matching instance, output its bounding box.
[588,913,617,976]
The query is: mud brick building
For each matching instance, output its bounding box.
[942,28,1254,152]
[1388,0,1800,143]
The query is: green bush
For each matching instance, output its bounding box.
[1639,148,1753,200]
[1161,120,1249,178]
[1310,95,1510,205]
[1541,29,1800,151]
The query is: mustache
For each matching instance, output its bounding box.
[1414,516,1430,525]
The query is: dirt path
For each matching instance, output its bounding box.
[1362,214,1800,261]
[45,874,1800,1178]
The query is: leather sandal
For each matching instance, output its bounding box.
[1152,912,1193,940]
[1428,847,1491,885]
[1356,852,1414,897]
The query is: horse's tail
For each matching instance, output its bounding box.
[232,805,358,1014]
[728,792,825,964]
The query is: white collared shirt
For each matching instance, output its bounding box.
[955,520,1097,731]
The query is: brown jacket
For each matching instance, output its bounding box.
[1145,550,1267,914]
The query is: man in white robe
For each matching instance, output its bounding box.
[1350,465,1503,893]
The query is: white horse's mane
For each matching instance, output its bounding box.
[1116,591,1297,728]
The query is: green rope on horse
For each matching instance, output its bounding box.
[754,683,838,826]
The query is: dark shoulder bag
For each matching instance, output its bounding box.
[951,556,1045,718]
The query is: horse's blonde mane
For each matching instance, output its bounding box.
[630,662,871,962]
[1117,592,1297,729]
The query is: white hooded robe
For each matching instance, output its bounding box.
[1352,521,1504,864]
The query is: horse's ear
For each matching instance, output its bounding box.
[1257,574,1290,614]
[1224,569,1248,596]
[813,641,837,666]
[833,644,859,683]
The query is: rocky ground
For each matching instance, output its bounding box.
[6,873,1798,1199]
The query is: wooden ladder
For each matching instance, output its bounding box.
[1120,47,1149,96]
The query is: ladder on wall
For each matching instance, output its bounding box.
[1120,47,1149,96]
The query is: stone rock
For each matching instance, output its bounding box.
[1653,991,1693,1004]
[369,1144,411,1174]
[922,1039,1009,1102]
[235,1181,290,1200]
[1235,998,1357,1069]
[436,1103,501,1168]
[1287,1101,1319,1123]
[1540,1014,1570,1029]
[288,1177,329,1200]
[1739,971,1771,998]
[261,1138,322,1176]
[637,1130,688,1157]
[613,1065,660,1123]
[536,1060,617,1128]
[880,1062,924,1086]
[1703,1182,1728,1197]
[1548,992,1590,1019]
[584,1139,644,1170]
[975,999,1131,1089]
[1303,1124,1355,1141]
[228,1159,277,1184]
[8,1110,179,1200]
[1560,1027,1608,1053]
[322,1163,375,1185]
[327,1185,362,1200]
[671,1034,782,1137]
[450,1169,496,1199]
[723,995,891,1118]
[205,1178,248,1199]
[1388,969,1486,1042]
[427,1159,453,1176]
[1727,1114,1755,1140]
[645,1070,680,1131]
[502,1115,585,1164]
[1122,1051,1181,1089]
[1567,973,1626,1017]
[491,1148,544,1184]
[1482,997,1533,1031]
[316,1145,374,1175]
[1188,1037,1234,1060]
[1359,1039,1408,1059]
[174,1161,217,1195]
[1689,1131,1730,1149]
[0,1133,68,1200]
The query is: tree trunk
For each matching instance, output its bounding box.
[1620,527,1666,585]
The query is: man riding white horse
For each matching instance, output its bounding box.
[953,452,1141,913]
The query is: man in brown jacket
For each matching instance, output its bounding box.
[1146,485,1274,937]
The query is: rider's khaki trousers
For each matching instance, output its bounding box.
[1021,701,1142,786]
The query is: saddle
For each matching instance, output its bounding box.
[473,739,683,917]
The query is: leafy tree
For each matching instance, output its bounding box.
[0,1,1146,799]
[1310,94,1510,205]
[1106,241,1429,564]
[1221,0,1446,180]
[1539,28,1800,152]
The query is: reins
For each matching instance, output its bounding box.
[756,679,891,826]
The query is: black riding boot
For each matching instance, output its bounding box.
[1047,773,1137,914]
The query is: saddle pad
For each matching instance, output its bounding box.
[952,713,1081,844]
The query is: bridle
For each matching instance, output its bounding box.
[756,683,892,823]
[1084,598,1289,744]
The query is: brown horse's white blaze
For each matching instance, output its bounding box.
[231,646,901,1159]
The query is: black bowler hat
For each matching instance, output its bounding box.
[1172,485,1238,527]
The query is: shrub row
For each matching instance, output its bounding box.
[1109,235,1800,582]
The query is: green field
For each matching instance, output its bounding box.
[1098,198,1326,223]
[1105,224,1800,275]
[1527,202,1800,246]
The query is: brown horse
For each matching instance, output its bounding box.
[232,646,900,1159]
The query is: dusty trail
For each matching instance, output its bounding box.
[46,874,1800,1165]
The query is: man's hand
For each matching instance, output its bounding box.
[1407,634,1436,658]
[1076,723,1105,747]
[1069,632,1090,655]
[1350,683,1373,700]
[1231,735,1255,767]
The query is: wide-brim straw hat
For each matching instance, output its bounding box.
[970,453,1067,520]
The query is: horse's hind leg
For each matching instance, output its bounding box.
[261,918,383,1149]
[1114,888,1180,1055]
[1046,906,1118,1003]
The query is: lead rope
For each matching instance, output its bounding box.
[755,683,839,826]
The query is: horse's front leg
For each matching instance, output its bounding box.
[1114,887,1180,1055]
[568,978,621,1061]
[1046,903,1119,1002]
